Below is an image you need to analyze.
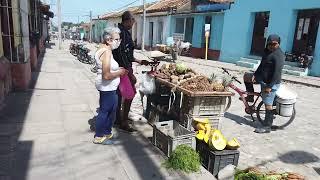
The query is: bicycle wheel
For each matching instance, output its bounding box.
[224,96,232,112]
[256,101,296,129]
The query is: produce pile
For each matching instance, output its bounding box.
[235,167,305,180]
[193,118,240,151]
[155,63,227,92]
[164,144,201,173]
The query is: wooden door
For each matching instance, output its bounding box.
[250,12,270,56]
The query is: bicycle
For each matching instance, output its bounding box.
[222,68,296,129]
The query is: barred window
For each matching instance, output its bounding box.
[0,17,3,57]
[0,0,28,63]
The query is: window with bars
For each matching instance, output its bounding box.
[0,17,3,57]
[0,0,28,63]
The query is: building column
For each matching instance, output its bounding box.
[191,15,204,48]
[310,25,320,76]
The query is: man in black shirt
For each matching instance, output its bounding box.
[244,34,285,133]
[113,11,148,133]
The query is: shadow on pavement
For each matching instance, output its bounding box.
[0,50,45,180]
[313,167,320,175]
[224,112,259,128]
[278,151,320,164]
[114,131,175,180]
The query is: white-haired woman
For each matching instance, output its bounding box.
[93,27,128,144]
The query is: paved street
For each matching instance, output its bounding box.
[0,41,215,180]
[1,41,319,179]
[99,43,320,179]
[175,59,320,179]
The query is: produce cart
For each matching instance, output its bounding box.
[152,77,234,130]
[149,63,239,177]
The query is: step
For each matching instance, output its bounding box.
[283,65,306,72]
[246,55,262,60]
[236,61,260,70]
[282,69,308,77]
[239,57,261,64]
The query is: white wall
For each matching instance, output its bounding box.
[136,15,143,47]
[144,16,168,47]
[108,17,121,28]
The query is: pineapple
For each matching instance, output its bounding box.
[212,82,225,92]
[210,73,225,92]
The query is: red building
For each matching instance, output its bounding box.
[0,0,53,108]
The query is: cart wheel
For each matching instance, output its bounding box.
[256,101,296,129]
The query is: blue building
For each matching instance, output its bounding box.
[170,0,320,76]
[220,0,320,77]
[170,0,231,59]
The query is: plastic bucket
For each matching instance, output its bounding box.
[119,75,136,100]
[276,97,296,117]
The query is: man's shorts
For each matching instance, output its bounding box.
[260,83,280,106]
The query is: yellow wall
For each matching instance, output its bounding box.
[0,17,3,57]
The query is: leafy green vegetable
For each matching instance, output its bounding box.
[235,169,284,180]
[175,63,187,74]
[164,145,200,173]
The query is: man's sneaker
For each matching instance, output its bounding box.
[118,125,137,134]
[254,127,271,134]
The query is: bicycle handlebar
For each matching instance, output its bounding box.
[221,68,242,84]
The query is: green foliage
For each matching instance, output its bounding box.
[235,169,285,180]
[175,63,188,74]
[164,145,200,173]
[235,170,267,180]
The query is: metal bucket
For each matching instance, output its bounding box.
[276,97,296,117]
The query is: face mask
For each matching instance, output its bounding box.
[111,40,121,50]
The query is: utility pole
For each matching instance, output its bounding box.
[89,10,92,43]
[141,0,146,51]
[57,0,62,49]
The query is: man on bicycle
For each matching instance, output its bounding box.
[244,34,285,133]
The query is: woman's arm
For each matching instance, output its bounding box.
[101,49,126,80]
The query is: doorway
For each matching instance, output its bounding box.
[250,12,270,56]
[157,21,163,44]
[292,9,320,55]
[149,22,154,47]
[185,17,194,43]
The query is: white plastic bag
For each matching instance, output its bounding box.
[139,73,156,95]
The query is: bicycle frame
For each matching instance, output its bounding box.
[228,82,261,116]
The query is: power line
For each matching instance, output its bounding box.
[103,0,140,15]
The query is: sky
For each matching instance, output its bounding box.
[49,0,157,25]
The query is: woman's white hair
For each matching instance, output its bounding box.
[102,27,120,42]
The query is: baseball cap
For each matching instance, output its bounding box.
[267,34,281,45]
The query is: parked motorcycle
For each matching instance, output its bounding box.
[285,52,313,69]
[69,43,77,56]
[77,46,93,64]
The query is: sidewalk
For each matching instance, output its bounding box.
[0,41,216,180]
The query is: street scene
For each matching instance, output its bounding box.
[0,0,320,180]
